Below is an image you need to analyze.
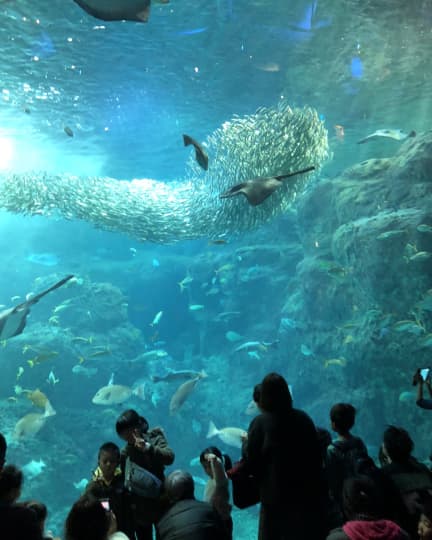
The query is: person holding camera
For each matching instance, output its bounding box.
[413,369,432,410]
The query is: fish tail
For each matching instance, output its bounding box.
[206,420,218,439]
[44,400,56,418]
[133,383,146,400]
[183,134,192,147]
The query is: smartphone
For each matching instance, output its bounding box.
[420,368,431,381]
[100,499,110,511]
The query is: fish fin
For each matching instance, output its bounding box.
[133,383,146,400]
[219,183,248,199]
[183,134,194,147]
[44,400,56,418]
[206,420,218,438]
[274,165,315,181]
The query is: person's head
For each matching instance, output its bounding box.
[0,433,6,470]
[164,470,194,504]
[0,464,23,503]
[259,372,293,413]
[330,403,356,435]
[199,447,232,478]
[65,496,112,540]
[342,476,383,521]
[115,409,149,444]
[24,501,48,533]
[97,442,120,480]
[253,384,262,405]
[382,425,414,464]
[419,497,432,540]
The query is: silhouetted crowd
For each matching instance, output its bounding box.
[1,372,432,540]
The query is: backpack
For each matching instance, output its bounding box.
[124,457,162,498]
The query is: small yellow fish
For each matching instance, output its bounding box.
[88,347,111,358]
[343,335,354,345]
[324,358,347,368]
[48,315,60,325]
[26,389,49,409]
[409,251,431,262]
[26,351,59,366]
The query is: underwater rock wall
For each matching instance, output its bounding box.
[283,131,432,450]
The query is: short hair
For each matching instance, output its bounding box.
[252,384,261,404]
[65,496,110,540]
[0,433,6,465]
[115,409,148,436]
[164,470,194,503]
[0,465,23,497]
[24,500,48,523]
[98,442,120,462]
[330,403,356,433]
[259,373,292,413]
[199,446,232,472]
[383,425,413,463]
[342,476,383,520]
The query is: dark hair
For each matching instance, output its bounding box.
[199,446,233,472]
[316,427,332,462]
[342,476,383,520]
[115,409,148,436]
[383,425,413,463]
[164,470,194,503]
[98,442,120,462]
[259,372,292,413]
[422,495,432,521]
[24,500,47,523]
[0,433,6,469]
[0,464,23,497]
[252,384,261,404]
[330,403,356,434]
[65,496,110,540]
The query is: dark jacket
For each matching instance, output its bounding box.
[244,408,324,506]
[0,502,43,540]
[121,426,175,526]
[417,398,432,409]
[325,436,368,504]
[85,468,132,537]
[157,499,229,540]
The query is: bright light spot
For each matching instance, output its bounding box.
[33,56,39,62]
[104,127,109,132]
[23,83,31,92]
[0,137,14,170]
[67,37,73,42]
[194,66,199,73]
[36,19,40,25]
[314,240,320,248]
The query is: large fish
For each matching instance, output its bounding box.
[357,129,416,144]
[0,275,74,341]
[206,420,246,449]
[13,400,56,440]
[169,377,200,415]
[183,134,209,171]
[72,0,168,23]
[92,383,145,405]
[219,166,315,206]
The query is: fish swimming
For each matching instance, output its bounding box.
[152,369,207,383]
[206,420,246,449]
[13,400,56,439]
[183,134,209,171]
[92,383,145,405]
[357,129,416,144]
[169,377,200,415]
[219,166,315,206]
[0,275,74,341]
[72,0,157,23]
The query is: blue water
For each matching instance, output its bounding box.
[0,0,431,537]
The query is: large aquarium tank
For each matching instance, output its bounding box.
[1,0,431,536]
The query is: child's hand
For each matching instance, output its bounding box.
[133,433,151,452]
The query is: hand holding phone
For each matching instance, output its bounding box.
[100,499,110,511]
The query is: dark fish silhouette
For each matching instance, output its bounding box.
[64,126,74,137]
[72,0,151,22]
[183,134,209,171]
[0,275,74,341]
[219,166,315,206]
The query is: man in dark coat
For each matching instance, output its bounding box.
[243,372,326,540]
[157,470,229,540]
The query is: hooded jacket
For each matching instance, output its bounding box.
[327,520,410,540]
